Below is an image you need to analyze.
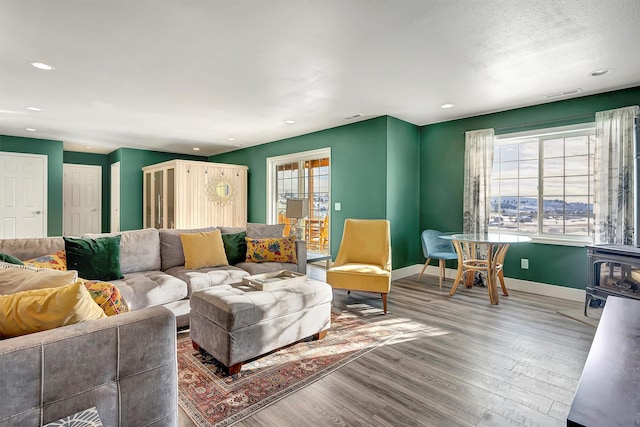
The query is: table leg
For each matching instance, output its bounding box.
[449,240,465,296]
[463,242,475,288]
[486,243,500,305]
[496,244,510,296]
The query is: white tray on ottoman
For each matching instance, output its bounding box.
[189,278,333,374]
[242,270,306,290]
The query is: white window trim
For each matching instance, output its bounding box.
[493,123,596,246]
[266,147,331,224]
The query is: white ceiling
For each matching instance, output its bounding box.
[1,0,639,156]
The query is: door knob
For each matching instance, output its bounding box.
[33,210,41,214]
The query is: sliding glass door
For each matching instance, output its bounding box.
[267,148,331,254]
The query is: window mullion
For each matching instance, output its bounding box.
[538,137,543,236]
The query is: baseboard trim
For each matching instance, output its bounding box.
[393,264,585,302]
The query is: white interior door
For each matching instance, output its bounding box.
[0,152,47,238]
[63,164,101,235]
[111,162,120,232]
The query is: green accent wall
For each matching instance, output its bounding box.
[111,148,206,231]
[420,86,640,289]
[63,151,111,232]
[1,135,64,236]
[386,117,421,268]
[211,116,421,269]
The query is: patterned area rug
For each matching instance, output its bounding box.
[177,310,399,426]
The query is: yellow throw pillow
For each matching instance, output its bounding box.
[180,230,229,270]
[0,280,107,338]
[0,265,78,295]
[245,235,298,263]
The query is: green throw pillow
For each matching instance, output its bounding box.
[221,231,247,265]
[64,236,124,281]
[0,253,24,265]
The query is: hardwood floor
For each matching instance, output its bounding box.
[179,267,596,427]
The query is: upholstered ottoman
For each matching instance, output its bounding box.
[190,278,333,374]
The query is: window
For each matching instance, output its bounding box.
[490,124,595,241]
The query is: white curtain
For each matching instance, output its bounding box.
[463,128,495,235]
[594,105,640,244]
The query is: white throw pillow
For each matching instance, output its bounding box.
[0,263,78,295]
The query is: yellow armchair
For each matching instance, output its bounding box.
[326,219,391,314]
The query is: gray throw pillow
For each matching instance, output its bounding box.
[246,223,285,239]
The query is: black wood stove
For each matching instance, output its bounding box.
[586,244,640,314]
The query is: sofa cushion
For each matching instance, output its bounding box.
[158,227,218,271]
[0,281,107,338]
[64,236,123,281]
[245,235,298,264]
[0,237,65,261]
[221,231,247,265]
[22,250,67,271]
[0,264,78,295]
[218,226,245,235]
[246,223,285,238]
[83,228,161,275]
[164,265,248,296]
[180,230,228,269]
[109,271,188,311]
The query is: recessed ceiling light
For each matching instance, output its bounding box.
[26,106,41,111]
[589,68,612,77]
[441,103,454,109]
[85,146,92,149]
[235,144,244,148]
[227,138,235,141]
[285,120,296,124]
[193,147,201,151]
[344,114,363,120]
[29,61,55,71]
[25,128,36,132]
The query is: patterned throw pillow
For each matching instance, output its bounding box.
[23,250,67,271]
[79,279,129,316]
[245,235,298,263]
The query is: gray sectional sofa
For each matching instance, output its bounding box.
[0,225,307,426]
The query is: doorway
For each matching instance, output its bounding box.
[111,162,120,232]
[0,152,47,238]
[63,164,102,235]
[267,148,331,254]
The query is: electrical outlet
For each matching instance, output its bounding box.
[521,258,529,269]
[334,202,341,211]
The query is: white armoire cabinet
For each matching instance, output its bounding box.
[142,160,248,229]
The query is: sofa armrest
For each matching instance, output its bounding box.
[296,239,307,274]
[0,306,177,426]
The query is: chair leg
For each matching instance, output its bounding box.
[450,268,465,296]
[498,269,508,296]
[438,259,445,290]
[381,293,388,314]
[417,258,431,282]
